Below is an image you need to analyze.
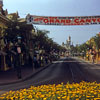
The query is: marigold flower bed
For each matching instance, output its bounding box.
[0,81,100,100]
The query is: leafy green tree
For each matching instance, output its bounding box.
[94,34,100,51]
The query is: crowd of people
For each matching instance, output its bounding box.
[86,49,96,63]
[0,38,59,79]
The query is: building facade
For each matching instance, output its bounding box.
[0,0,11,70]
[62,36,72,56]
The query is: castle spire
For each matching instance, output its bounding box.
[68,36,71,42]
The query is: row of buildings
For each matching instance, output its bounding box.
[0,0,35,71]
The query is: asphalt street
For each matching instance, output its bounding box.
[0,57,100,95]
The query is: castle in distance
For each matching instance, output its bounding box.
[62,36,73,56]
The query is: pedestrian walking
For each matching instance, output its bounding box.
[11,42,22,79]
[91,50,96,64]
[45,55,48,64]
[33,55,38,69]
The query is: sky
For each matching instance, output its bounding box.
[3,0,100,45]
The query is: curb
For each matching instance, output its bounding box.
[76,57,100,65]
[0,63,52,86]
[76,57,93,64]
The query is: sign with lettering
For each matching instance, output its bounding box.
[17,47,21,54]
[26,14,100,26]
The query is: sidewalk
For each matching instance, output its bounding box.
[0,64,51,85]
[75,57,100,66]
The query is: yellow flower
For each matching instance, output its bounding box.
[76,99,79,100]
[62,96,67,99]
[40,95,45,98]
[57,97,61,99]
[94,98,100,100]
[1,81,100,100]
[43,98,47,100]
[0,97,5,99]
[28,95,32,99]
[66,96,70,100]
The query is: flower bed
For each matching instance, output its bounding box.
[0,81,100,100]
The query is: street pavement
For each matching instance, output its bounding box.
[0,57,100,95]
[0,66,33,85]
[0,64,50,85]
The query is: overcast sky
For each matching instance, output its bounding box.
[3,0,100,45]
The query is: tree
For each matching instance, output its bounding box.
[94,34,100,51]
[31,29,65,55]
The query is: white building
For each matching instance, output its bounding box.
[62,36,72,56]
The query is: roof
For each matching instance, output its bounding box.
[18,18,26,22]
[0,14,10,22]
